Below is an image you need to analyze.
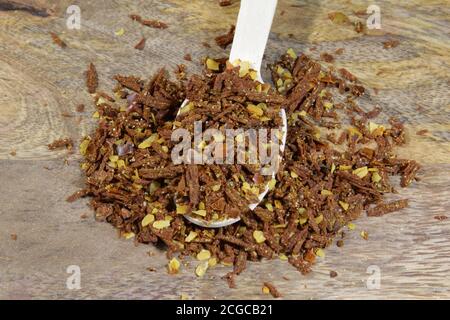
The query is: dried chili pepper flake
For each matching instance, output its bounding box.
[50,32,67,48]
[434,215,448,221]
[86,63,98,94]
[134,37,146,50]
[219,0,232,6]
[183,53,192,61]
[383,39,400,49]
[416,129,429,136]
[215,25,235,49]
[328,12,350,24]
[263,282,282,298]
[48,138,74,150]
[367,199,408,217]
[330,270,338,278]
[320,52,334,63]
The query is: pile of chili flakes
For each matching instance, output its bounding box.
[72,49,419,287]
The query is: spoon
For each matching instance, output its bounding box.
[180,0,287,228]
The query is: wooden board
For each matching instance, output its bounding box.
[0,0,449,299]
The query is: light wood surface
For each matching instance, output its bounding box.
[0,0,449,299]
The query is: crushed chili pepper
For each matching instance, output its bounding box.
[73,48,419,287]
[215,25,235,49]
[48,138,73,150]
[50,32,66,48]
[134,38,146,50]
[86,63,98,94]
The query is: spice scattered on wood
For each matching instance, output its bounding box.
[134,37,146,50]
[47,138,73,150]
[330,270,338,278]
[10,233,17,241]
[215,25,235,49]
[367,199,409,217]
[383,39,400,49]
[335,48,344,55]
[10,149,16,156]
[73,47,419,286]
[86,63,98,94]
[328,12,350,24]
[263,282,282,298]
[76,104,85,112]
[219,0,232,6]
[434,215,448,221]
[129,14,168,29]
[183,53,192,61]
[320,52,334,63]
[202,41,211,48]
[354,21,364,33]
[50,32,67,48]
[416,129,429,136]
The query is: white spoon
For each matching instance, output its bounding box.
[180,0,287,228]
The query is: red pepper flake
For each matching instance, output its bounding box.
[339,68,357,82]
[129,14,168,29]
[183,53,192,61]
[354,21,364,33]
[47,138,74,150]
[86,62,98,94]
[141,19,168,29]
[434,215,448,221]
[215,25,235,49]
[76,104,85,112]
[382,39,400,49]
[10,233,17,241]
[263,282,282,298]
[367,199,409,217]
[134,37,146,50]
[50,32,67,48]
[330,270,338,278]
[320,52,334,63]
[416,129,429,136]
[219,0,232,6]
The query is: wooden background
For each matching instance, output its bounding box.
[0,0,449,299]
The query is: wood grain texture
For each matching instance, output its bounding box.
[0,0,449,299]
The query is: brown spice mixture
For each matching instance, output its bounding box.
[383,39,400,49]
[134,38,146,50]
[73,49,419,287]
[86,63,98,94]
[50,32,67,48]
[215,25,235,49]
[130,14,168,29]
[263,282,282,298]
[48,138,74,150]
[219,0,232,6]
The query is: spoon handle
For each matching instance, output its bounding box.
[229,0,278,80]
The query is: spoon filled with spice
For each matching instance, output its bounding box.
[175,0,287,228]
